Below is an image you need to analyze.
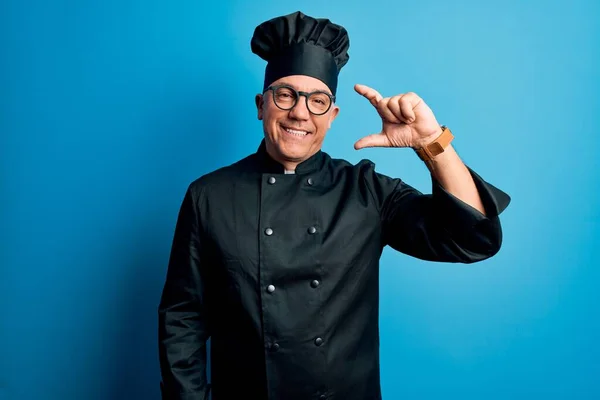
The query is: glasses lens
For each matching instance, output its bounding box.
[307,92,332,115]
[273,87,297,110]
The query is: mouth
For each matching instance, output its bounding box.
[280,124,311,137]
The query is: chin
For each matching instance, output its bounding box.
[276,144,309,161]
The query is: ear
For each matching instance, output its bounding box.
[327,105,340,129]
[255,94,264,120]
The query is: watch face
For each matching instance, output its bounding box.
[429,142,445,156]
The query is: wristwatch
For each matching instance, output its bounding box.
[414,125,454,162]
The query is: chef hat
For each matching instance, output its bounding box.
[251,11,350,96]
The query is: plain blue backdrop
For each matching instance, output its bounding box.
[2,0,598,399]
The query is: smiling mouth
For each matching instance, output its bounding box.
[281,125,311,137]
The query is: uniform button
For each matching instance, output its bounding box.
[265,228,273,236]
[267,285,275,293]
[308,226,317,234]
[311,280,320,288]
[268,176,276,184]
[307,177,314,185]
[314,337,323,346]
[271,342,280,351]
[319,395,326,400]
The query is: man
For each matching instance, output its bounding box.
[158,10,510,400]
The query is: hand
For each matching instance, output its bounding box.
[353,84,443,150]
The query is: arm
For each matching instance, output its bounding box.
[423,142,486,215]
[158,186,211,400]
[366,161,510,263]
[352,85,510,262]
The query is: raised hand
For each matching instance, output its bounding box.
[353,84,443,150]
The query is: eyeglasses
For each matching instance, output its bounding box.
[265,85,335,116]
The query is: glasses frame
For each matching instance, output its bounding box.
[265,84,336,116]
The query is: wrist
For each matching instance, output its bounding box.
[413,125,454,162]
[412,126,444,149]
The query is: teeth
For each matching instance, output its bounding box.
[284,127,308,136]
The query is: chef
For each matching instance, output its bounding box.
[158,10,511,400]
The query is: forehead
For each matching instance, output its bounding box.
[270,75,331,93]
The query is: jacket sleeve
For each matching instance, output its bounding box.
[158,185,211,400]
[364,162,511,263]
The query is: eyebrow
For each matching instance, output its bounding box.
[277,82,332,95]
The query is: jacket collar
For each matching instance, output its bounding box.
[254,139,327,175]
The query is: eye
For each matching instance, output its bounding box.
[275,87,296,99]
[310,94,330,107]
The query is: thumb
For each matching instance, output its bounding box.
[354,133,390,150]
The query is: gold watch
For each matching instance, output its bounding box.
[414,125,454,162]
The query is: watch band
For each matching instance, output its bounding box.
[414,125,454,162]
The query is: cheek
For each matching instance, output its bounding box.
[314,119,330,137]
[264,105,282,123]
[260,108,274,127]
[262,109,285,137]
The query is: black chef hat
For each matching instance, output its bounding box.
[251,11,350,96]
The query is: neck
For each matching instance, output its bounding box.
[280,161,299,172]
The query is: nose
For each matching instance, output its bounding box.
[288,95,310,120]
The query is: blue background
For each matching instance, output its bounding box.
[2,0,598,399]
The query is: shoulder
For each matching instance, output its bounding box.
[325,154,412,206]
[325,154,386,181]
[326,153,374,172]
[185,153,258,202]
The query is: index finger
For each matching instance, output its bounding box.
[354,84,383,107]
